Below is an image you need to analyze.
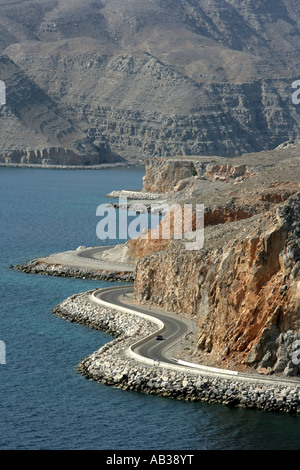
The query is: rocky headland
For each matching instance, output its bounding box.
[13,141,300,412]
[4,0,300,414]
[13,246,135,283]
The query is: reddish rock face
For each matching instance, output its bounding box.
[128,203,196,259]
[130,149,300,376]
[133,192,300,376]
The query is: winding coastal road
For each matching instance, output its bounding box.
[28,244,136,274]
[76,245,116,261]
[20,244,300,386]
[93,285,193,365]
[92,285,300,387]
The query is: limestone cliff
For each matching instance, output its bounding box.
[132,149,300,377]
[1,147,83,166]
[141,145,300,194]
[0,55,119,165]
[134,196,300,376]
[142,156,256,193]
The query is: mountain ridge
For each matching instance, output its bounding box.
[0,0,299,164]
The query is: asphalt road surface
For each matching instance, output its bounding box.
[76,245,115,261]
[92,285,300,386]
[93,285,191,365]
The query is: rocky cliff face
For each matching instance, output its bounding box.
[141,144,300,193]
[55,75,300,159]
[134,196,300,376]
[133,147,300,376]
[0,147,81,165]
[142,156,257,193]
[142,158,198,193]
[0,55,118,165]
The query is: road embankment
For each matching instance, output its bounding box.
[13,258,134,282]
[12,246,135,283]
[53,289,300,414]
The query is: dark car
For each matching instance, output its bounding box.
[156,334,164,340]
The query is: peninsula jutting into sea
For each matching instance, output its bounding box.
[1,0,300,452]
[13,147,300,413]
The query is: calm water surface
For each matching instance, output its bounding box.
[0,166,300,450]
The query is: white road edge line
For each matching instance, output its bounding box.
[90,289,300,386]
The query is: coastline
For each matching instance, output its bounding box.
[0,162,141,170]
[10,176,300,413]
[54,289,300,413]
[13,259,135,283]
[13,246,300,413]
[12,246,135,283]
[10,246,135,282]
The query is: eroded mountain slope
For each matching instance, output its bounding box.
[0,0,299,163]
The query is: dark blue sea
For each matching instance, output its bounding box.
[0,166,300,451]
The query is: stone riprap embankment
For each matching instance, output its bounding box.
[13,259,134,283]
[106,190,163,200]
[0,162,134,170]
[53,290,300,414]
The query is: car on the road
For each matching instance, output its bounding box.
[156,334,164,340]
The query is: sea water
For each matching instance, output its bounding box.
[0,166,300,450]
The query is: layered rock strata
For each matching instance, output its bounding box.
[0,147,85,166]
[0,55,119,165]
[141,145,300,194]
[1,1,300,162]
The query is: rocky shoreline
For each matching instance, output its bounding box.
[12,259,134,283]
[0,162,138,170]
[53,289,300,414]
